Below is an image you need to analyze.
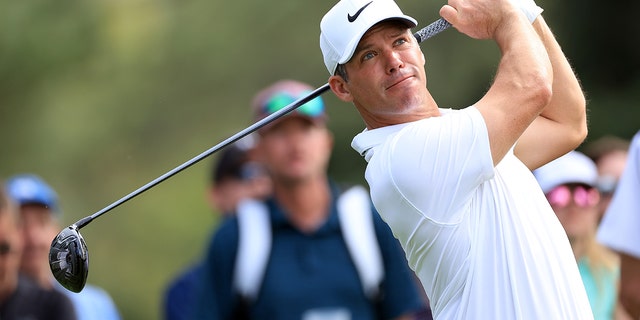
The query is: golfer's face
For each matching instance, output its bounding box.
[344,22,428,121]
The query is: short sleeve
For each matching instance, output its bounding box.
[386,106,494,224]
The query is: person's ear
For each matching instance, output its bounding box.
[206,185,221,213]
[324,128,334,151]
[329,75,353,102]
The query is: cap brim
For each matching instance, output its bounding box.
[258,113,327,133]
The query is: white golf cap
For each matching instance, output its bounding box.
[320,0,417,75]
[533,151,598,193]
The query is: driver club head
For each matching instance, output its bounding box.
[49,225,89,293]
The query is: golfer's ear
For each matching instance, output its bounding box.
[329,75,353,102]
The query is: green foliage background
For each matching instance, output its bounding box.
[1,0,638,318]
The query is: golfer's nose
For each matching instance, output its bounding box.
[385,50,404,74]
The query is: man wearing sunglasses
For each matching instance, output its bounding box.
[534,151,626,320]
[194,80,428,319]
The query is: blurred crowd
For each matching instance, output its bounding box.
[3,91,638,320]
[160,78,640,320]
[1,175,121,319]
[3,0,640,317]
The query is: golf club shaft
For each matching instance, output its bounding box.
[73,84,330,229]
[73,17,451,230]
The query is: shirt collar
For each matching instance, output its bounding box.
[350,108,455,162]
[351,122,412,162]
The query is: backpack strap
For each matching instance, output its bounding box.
[234,186,384,301]
[337,186,384,299]
[233,199,272,301]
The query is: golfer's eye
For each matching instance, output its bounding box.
[394,38,408,47]
[362,51,377,62]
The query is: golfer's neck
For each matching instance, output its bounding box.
[358,96,440,130]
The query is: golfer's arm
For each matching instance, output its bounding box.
[474,14,552,166]
[515,16,587,170]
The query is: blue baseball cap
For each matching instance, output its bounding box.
[251,80,327,131]
[5,174,60,214]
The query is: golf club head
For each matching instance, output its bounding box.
[49,225,89,293]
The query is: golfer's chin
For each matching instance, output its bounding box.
[390,84,428,111]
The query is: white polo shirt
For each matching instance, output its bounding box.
[352,107,592,319]
[598,131,640,258]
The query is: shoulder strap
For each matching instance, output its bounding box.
[337,185,384,299]
[233,199,272,301]
[234,186,384,301]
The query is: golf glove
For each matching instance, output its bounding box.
[513,0,543,23]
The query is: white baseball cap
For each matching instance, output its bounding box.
[533,151,598,193]
[320,0,417,75]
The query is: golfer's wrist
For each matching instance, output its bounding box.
[515,0,543,24]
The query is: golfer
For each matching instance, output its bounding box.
[320,0,592,318]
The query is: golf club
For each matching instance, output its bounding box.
[49,17,452,293]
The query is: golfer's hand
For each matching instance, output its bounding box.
[439,0,523,40]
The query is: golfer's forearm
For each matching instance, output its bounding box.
[477,13,552,165]
[492,12,552,110]
[512,16,587,169]
[533,16,587,147]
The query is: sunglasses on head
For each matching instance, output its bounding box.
[262,90,324,118]
[545,184,600,209]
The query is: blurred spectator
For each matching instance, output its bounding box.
[206,136,272,216]
[5,174,121,320]
[583,135,630,224]
[196,80,424,320]
[598,131,640,318]
[163,136,271,320]
[194,80,428,319]
[534,151,627,320]
[0,182,77,320]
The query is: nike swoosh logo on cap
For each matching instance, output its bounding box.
[347,1,373,22]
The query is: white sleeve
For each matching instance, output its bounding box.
[387,106,494,224]
[597,131,640,258]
